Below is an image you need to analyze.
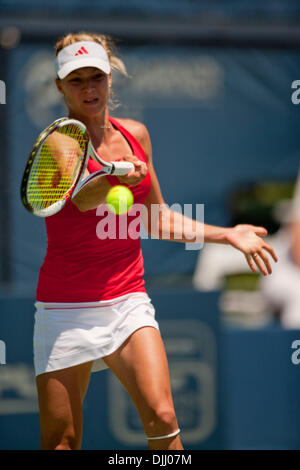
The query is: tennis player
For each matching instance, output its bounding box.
[33,32,278,450]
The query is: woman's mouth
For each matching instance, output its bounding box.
[83,98,99,105]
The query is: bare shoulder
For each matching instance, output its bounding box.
[113,118,152,156]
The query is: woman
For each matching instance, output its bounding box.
[34,32,277,451]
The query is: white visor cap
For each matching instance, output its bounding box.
[56,41,111,79]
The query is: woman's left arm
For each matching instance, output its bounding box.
[128,122,278,276]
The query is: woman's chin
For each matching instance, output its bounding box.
[80,105,104,118]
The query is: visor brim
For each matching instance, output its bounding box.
[57,58,111,79]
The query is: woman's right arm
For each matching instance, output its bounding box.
[72,154,148,212]
[71,174,112,212]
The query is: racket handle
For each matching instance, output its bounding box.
[111,161,134,175]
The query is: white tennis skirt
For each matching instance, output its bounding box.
[33,292,159,377]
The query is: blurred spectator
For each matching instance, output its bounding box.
[260,170,300,328]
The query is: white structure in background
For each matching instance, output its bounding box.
[260,171,300,329]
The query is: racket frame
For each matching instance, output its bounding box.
[21,117,72,217]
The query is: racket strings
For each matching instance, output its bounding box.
[27,124,87,210]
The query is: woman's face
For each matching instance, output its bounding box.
[56,66,111,118]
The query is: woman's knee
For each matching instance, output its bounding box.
[144,404,178,436]
[39,402,83,450]
[41,426,81,450]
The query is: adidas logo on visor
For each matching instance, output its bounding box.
[75,46,89,56]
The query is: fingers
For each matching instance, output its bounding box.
[261,243,278,263]
[245,252,269,275]
[245,254,257,273]
[234,224,268,236]
[253,251,271,275]
[254,226,268,236]
[252,229,278,267]
[118,154,148,185]
[246,245,278,276]
[122,154,147,172]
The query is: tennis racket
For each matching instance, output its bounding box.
[20,118,134,217]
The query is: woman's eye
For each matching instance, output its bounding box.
[67,74,104,84]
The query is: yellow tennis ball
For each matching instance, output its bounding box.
[106,185,134,215]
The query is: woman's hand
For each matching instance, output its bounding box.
[46,131,83,178]
[226,224,278,275]
[117,154,148,186]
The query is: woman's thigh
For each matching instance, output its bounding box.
[36,360,93,449]
[102,326,178,433]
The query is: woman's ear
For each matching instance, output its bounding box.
[55,78,64,94]
[108,73,112,88]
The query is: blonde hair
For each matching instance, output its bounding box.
[55,32,128,109]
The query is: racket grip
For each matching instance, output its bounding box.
[111,161,134,175]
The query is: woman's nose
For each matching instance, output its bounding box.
[82,79,94,90]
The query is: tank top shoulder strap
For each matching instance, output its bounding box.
[108,116,146,161]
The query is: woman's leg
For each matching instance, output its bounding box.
[103,326,183,450]
[36,361,93,450]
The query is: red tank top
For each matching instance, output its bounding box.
[36,117,151,302]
